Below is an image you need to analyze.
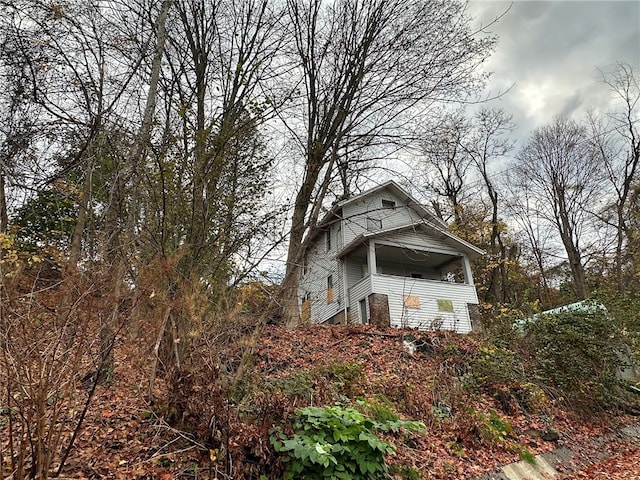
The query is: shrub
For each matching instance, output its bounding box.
[269,361,365,404]
[271,403,424,479]
[524,307,628,408]
[0,239,104,479]
[472,345,523,386]
[592,289,640,361]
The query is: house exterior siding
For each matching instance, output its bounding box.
[370,274,477,333]
[342,191,424,245]
[299,223,343,323]
[380,229,454,253]
[345,256,366,289]
[298,181,483,333]
[348,276,373,323]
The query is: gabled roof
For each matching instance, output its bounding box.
[336,221,485,260]
[317,180,447,229]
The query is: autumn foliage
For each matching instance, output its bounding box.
[1,240,639,479]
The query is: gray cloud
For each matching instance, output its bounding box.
[468,0,640,143]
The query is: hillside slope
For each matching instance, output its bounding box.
[33,323,636,479]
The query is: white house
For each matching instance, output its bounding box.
[298,181,484,333]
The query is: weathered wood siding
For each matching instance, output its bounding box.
[348,276,373,324]
[370,274,476,333]
[376,229,453,253]
[346,274,477,333]
[341,190,424,245]
[345,256,367,286]
[298,222,345,323]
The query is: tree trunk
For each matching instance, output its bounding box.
[100,0,174,377]
[557,210,588,300]
[0,173,7,233]
[68,160,94,269]
[281,155,325,326]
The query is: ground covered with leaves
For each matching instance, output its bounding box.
[561,438,640,479]
[6,322,635,479]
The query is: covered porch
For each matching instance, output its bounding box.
[341,240,480,333]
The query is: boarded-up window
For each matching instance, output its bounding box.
[437,299,454,312]
[301,299,311,322]
[403,295,420,308]
[327,275,334,303]
[382,199,396,209]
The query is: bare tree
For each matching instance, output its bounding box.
[421,110,473,225]
[0,2,52,233]
[279,0,496,323]
[158,0,283,281]
[504,180,562,308]
[589,62,640,289]
[514,117,602,300]
[465,107,516,303]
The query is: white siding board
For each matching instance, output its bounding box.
[345,257,366,289]
[299,224,343,323]
[342,190,424,245]
[370,274,476,333]
[349,276,373,324]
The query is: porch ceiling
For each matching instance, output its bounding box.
[375,244,459,269]
[348,244,460,270]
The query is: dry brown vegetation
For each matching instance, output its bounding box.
[1,262,637,479]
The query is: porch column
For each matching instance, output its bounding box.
[462,254,474,285]
[367,241,377,275]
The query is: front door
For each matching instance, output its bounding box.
[359,299,368,324]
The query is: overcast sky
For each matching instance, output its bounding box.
[467,0,640,148]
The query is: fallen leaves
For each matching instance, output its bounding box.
[5,323,636,479]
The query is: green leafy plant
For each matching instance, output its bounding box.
[518,448,536,465]
[478,410,513,443]
[271,403,424,479]
[270,361,365,403]
[355,397,399,424]
[525,307,628,408]
[472,344,522,386]
[475,410,536,461]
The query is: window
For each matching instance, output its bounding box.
[302,255,308,276]
[437,299,454,312]
[301,293,311,322]
[403,295,420,308]
[410,272,424,279]
[382,199,396,209]
[326,275,334,303]
[366,217,382,231]
[325,229,332,252]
